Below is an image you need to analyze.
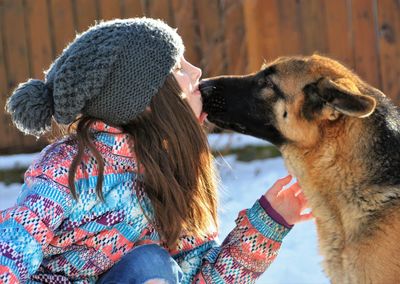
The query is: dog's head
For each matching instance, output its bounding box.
[200,54,380,148]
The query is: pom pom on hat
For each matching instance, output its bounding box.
[6,79,54,137]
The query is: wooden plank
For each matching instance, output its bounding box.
[243,0,262,72]
[377,0,400,102]
[2,0,30,87]
[298,0,328,55]
[2,0,31,148]
[222,0,248,74]
[323,0,354,67]
[25,0,53,79]
[120,0,145,18]
[0,1,7,97]
[147,0,173,24]
[243,0,282,72]
[171,0,201,66]
[98,0,122,21]
[0,18,5,92]
[0,1,10,149]
[195,0,227,77]
[74,0,98,32]
[351,0,380,87]
[49,0,75,56]
[276,0,302,57]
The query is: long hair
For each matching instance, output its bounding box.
[67,74,218,247]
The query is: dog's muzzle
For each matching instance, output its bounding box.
[199,80,227,114]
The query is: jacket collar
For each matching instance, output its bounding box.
[89,121,135,158]
[90,121,124,134]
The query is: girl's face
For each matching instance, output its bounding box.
[173,57,207,124]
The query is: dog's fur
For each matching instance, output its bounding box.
[200,55,400,283]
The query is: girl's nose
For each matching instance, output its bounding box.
[193,65,202,81]
[187,61,202,82]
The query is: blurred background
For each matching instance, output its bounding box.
[0,0,400,154]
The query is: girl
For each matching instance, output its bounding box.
[2,18,312,283]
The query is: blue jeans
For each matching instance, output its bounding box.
[97,244,183,284]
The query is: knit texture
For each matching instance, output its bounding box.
[0,122,291,283]
[6,18,184,136]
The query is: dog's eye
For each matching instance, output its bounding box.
[258,77,274,89]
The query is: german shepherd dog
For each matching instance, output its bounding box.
[200,55,400,284]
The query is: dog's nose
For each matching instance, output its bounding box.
[199,80,215,99]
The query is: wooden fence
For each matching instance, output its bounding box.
[0,0,399,153]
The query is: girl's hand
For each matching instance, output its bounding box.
[264,175,313,225]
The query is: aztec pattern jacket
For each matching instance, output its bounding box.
[0,122,291,283]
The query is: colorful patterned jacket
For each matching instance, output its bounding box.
[0,122,291,283]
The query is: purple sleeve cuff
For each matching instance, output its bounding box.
[259,195,294,229]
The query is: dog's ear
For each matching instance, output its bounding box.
[302,77,376,121]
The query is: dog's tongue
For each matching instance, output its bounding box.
[199,112,208,124]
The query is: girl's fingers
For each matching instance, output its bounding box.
[268,175,292,196]
[297,212,314,223]
[276,174,292,187]
[288,182,301,195]
[296,191,309,210]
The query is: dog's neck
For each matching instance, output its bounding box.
[282,111,400,237]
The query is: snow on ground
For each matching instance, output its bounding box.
[208,132,272,150]
[0,133,328,283]
[0,152,39,170]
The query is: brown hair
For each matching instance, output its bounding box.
[67,74,218,247]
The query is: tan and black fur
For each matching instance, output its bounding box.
[200,55,400,283]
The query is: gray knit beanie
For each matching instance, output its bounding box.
[5,17,184,136]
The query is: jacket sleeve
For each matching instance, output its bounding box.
[0,149,73,283]
[193,199,292,283]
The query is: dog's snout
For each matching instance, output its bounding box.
[199,79,227,114]
[199,80,216,98]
